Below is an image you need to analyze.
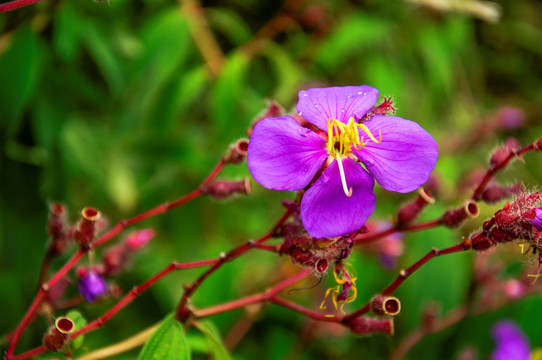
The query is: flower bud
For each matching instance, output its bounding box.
[223,139,249,164]
[347,316,394,336]
[47,203,70,256]
[396,188,434,227]
[246,101,283,137]
[441,200,479,228]
[533,136,542,151]
[469,231,497,252]
[73,207,100,249]
[43,317,75,351]
[490,138,521,168]
[370,295,401,316]
[124,228,155,250]
[481,183,523,204]
[202,178,251,200]
[78,270,108,303]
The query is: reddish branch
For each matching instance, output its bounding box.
[6,160,225,359]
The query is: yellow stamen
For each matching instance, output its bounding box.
[337,156,352,197]
[320,264,358,316]
[327,117,382,157]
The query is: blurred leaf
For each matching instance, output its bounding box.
[106,153,138,212]
[138,314,191,360]
[211,50,251,139]
[80,20,125,96]
[196,321,232,360]
[315,13,392,71]
[65,310,87,351]
[261,41,303,103]
[207,7,252,46]
[54,3,81,61]
[0,26,43,135]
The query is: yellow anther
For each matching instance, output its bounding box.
[326,117,382,157]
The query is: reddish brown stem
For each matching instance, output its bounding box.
[0,0,45,13]
[6,161,225,359]
[342,242,468,323]
[471,143,534,201]
[354,219,442,244]
[193,269,313,318]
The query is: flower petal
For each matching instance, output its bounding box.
[492,320,530,360]
[247,116,327,191]
[354,115,438,193]
[297,86,379,130]
[301,158,376,238]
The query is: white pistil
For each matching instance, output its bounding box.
[336,156,352,197]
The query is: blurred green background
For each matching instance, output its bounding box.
[1,0,542,359]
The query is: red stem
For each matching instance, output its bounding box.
[175,209,291,320]
[342,242,468,323]
[6,160,225,359]
[471,143,534,201]
[0,0,45,13]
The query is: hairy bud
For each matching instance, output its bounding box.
[490,138,521,168]
[396,188,434,227]
[202,178,251,199]
[481,183,523,204]
[347,316,394,336]
[43,317,75,351]
[47,203,70,256]
[441,200,479,228]
[223,139,249,164]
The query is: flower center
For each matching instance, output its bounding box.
[326,117,382,197]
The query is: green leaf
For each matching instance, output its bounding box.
[65,310,87,351]
[0,26,43,135]
[196,321,232,360]
[315,14,392,71]
[138,314,191,360]
[54,3,81,61]
[206,7,252,46]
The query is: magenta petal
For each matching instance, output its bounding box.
[301,158,376,238]
[296,86,379,130]
[354,115,438,193]
[247,116,327,191]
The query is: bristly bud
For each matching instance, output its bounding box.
[47,203,70,256]
[77,270,108,303]
[201,178,252,199]
[481,183,523,204]
[534,136,542,152]
[73,207,100,250]
[223,139,249,164]
[490,138,521,168]
[346,316,394,336]
[441,200,479,228]
[360,97,395,122]
[370,295,401,317]
[42,316,75,351]
[472,191,542,251]
[396,188,434,227]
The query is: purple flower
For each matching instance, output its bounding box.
[491,320,530,360]
[247,86,438,238]
[78,271,108,303]
[527,208,542,231]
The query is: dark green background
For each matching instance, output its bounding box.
[1,0,542,358]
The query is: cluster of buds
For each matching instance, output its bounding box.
[74,228,155,303]
[278,201,365,275]
[489,138,522,168]
[468,191,542,252]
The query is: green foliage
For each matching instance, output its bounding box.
[138,315,190,360]
[1,0,542,359]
